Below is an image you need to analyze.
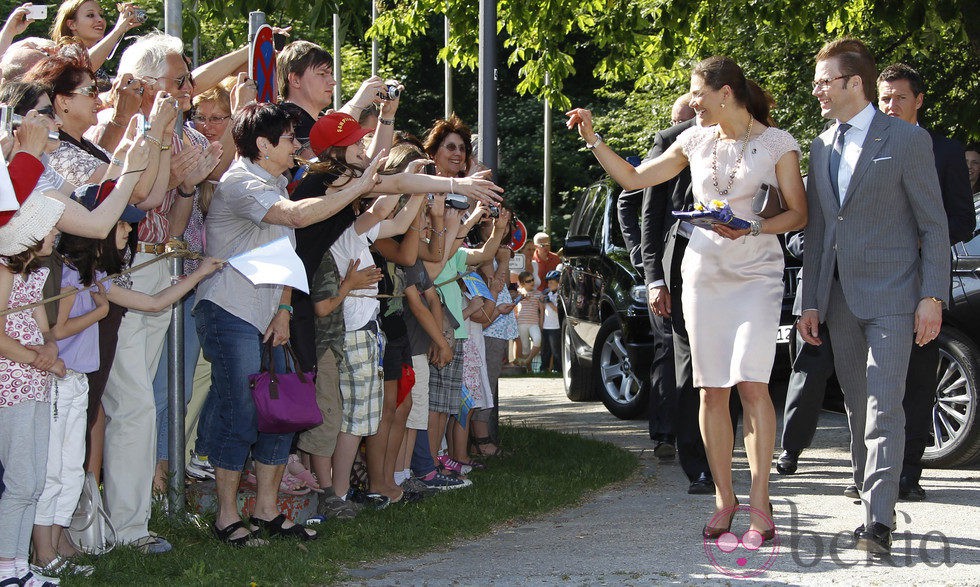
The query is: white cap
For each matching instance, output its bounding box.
[0,193,65,256]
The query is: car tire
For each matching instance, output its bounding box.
[593,316,648,419]
[923,327,980,467]
[562,319,593,401]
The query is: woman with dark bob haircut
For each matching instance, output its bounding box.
[423,113,472,177]
[568,55,807,544]
[192,102,390,546]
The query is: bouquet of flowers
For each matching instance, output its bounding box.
[672,199,751,231]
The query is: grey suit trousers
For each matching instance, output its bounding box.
[825,279,912,528]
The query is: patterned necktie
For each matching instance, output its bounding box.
[829,123,852,202]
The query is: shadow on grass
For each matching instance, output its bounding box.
[64,425,638,586]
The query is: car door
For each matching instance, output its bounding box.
[564,181,610,351]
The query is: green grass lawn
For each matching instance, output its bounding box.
[65,425,637,586]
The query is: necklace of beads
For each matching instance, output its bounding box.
[711,118,753,197]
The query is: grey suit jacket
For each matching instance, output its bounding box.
[801,110,951,321]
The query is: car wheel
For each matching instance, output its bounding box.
[593,316,648,419]
[562,319,593,401]
[923,327,980,467]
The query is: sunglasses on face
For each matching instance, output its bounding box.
[36,105,56,120]
[145,72,194,89]
[441,142,465,152]
[71,85,99,98]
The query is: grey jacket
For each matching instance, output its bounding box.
[802,109,950,321]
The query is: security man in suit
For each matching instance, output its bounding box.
[799,38,950,554]
[876,63,976,502]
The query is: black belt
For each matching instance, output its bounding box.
[356,319,379,334]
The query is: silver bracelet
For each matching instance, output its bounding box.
[749,219,762,237]
[449,178,455,194]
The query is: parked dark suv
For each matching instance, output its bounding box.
[559,177,980,467]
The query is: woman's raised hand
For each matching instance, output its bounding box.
[454,175,503,205]
[148,91,179,129]
[229,72,257,114]
[111,74,145,122]
[114,2,144,32]
[565,107,597,142]
[11,109,51,158]
[353,151,386,194]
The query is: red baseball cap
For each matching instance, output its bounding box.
[309,111,373,157]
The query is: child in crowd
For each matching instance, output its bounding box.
[30,219,220,577]
[0,195,66,587]
[540,270,561,373]
[514,270,543,369]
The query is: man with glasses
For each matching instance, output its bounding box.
[799,38,950,554]
[531,232,560,291]
[90,32,220,556]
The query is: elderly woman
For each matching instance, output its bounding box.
[51,0,143,71]
[0,80,156,239]
[24,55,114,186]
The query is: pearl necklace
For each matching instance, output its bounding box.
[711,118,753,197]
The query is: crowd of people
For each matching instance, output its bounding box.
[572,38,977,557]
[0,2,530,584]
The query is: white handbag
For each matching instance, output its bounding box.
[67,471,116,555]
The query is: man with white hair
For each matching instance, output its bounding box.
[92,32,220,555]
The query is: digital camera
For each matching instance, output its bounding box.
[0,106,60,141]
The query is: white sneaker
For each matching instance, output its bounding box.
[185,450,215,480]
[21,569,60,586]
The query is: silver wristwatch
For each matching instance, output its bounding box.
[586,133,604,150]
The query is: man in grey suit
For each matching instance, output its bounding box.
[798,38,951,554]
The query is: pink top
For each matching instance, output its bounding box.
[0,265,51,407]
[516,289,543,325]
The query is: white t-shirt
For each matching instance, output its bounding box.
[331,223,381,331]
[542,289,560,329]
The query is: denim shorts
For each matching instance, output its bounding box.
[194,300,293,471]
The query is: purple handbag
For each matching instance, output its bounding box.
[249,342,322,434]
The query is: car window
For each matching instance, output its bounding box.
[586,183,609,241]
[607,191,626,249]
[569,182,604,237]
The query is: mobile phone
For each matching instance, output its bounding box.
[512,293,525,304]
[26,4,47,20]
[423,163,437,175]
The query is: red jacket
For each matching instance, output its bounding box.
[0,152,45,227]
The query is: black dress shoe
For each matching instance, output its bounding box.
[776,450,800,475]
[899,478,926,501]
[855,522,892,554]
[688,472,714,495]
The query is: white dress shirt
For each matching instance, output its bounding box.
[834,102,876,204]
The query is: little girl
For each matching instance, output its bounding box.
[0,195,67,587]
[30,219,222,576]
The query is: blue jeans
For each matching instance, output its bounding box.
[194,300,293,471]
[152,293,201,462]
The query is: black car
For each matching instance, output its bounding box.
[558,178,799,419]
[559,177,980,467]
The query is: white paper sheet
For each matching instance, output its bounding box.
[0,150,19,212]
[227,236,309,294]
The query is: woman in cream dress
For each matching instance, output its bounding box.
[567,56,806,540]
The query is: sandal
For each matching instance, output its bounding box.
[472,436,504,457]
[212,520,265,548]
[286,454,324,493]
[249,514,318,541]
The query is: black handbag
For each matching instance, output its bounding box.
[752,183,787,219]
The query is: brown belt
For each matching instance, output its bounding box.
[136,241,168,255]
